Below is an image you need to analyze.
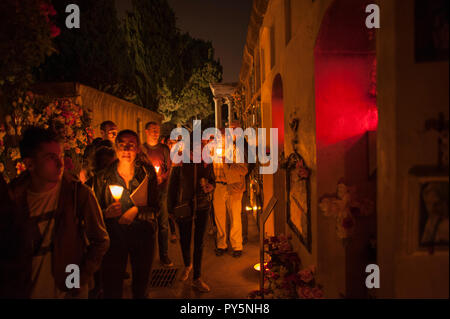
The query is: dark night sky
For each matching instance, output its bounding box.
[116,0,253,83]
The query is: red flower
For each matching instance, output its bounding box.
[299,269,313,283]
[342,216,354,229]
[50,24,61,38]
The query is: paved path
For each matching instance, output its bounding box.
[123,212,260,299]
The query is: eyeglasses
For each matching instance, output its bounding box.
[117,142,137,151]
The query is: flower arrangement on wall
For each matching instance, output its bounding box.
[248,235,324,299]
[0,92,93,182]
[319,181,374,241]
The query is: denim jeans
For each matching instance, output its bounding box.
[101,219,156,299]
[177,208,209,279]
[157,190,169,259]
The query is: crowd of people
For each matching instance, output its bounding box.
[0,120,251,299]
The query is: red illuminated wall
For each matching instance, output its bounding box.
[272,74,285,148]
[315,54,377,146]
[314,0,377,147]
[314,0,377,298]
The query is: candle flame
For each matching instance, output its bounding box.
[155,166,160,174]
[109,185,124,201]
[254,263,268,271]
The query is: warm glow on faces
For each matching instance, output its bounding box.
[146,124,160,142]
[109,185,124,201]
[116,134,138,164]
[25,141,64,183]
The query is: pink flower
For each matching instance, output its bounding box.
[297,286,313,299]
[299,269,313,283]
[312,287,324,299]
[279,242,292,252]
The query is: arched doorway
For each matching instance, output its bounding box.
[314,0,378,298]
[272,74,286,234]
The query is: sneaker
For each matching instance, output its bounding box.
[215,248,226,256]
[232,250,242,258]
[160,255,174,267]
[179,265,192,281]
[192,278,210,293]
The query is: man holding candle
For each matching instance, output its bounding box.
[143,121,173,268]
[93,129,159,298]
[213,133,248,258]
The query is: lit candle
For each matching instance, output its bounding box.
[155,165,160,174]
[109,185,124,202]
[253,262,268,272]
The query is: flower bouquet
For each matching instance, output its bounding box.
[0,92,93,182]
[248,235,324,299]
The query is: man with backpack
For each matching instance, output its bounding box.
[0,127,110,298]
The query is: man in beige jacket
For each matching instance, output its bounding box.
[213,145,248,257]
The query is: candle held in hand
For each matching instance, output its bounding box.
[109,185,124,201]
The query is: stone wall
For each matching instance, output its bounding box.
[377,0,449,298]
[239,0,448,298]
[32,82,162,142]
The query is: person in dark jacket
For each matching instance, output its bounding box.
[167,141,215,293]
[93,129,159,299]
[0,127,110,298]
[80,121,118,183]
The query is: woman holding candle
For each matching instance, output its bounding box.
[93,129,159,299]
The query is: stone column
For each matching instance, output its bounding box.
[225,97,232,127]
[214,97,221,129]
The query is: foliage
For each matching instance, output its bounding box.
[158,59,222,128]
[35,0,135,101]
[0,0,59,96]
[248,235,324,299]
[0,92,93,182]
[121,0,180,109]
[35,0,222,120]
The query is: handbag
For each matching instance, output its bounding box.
[172,164,197,220]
